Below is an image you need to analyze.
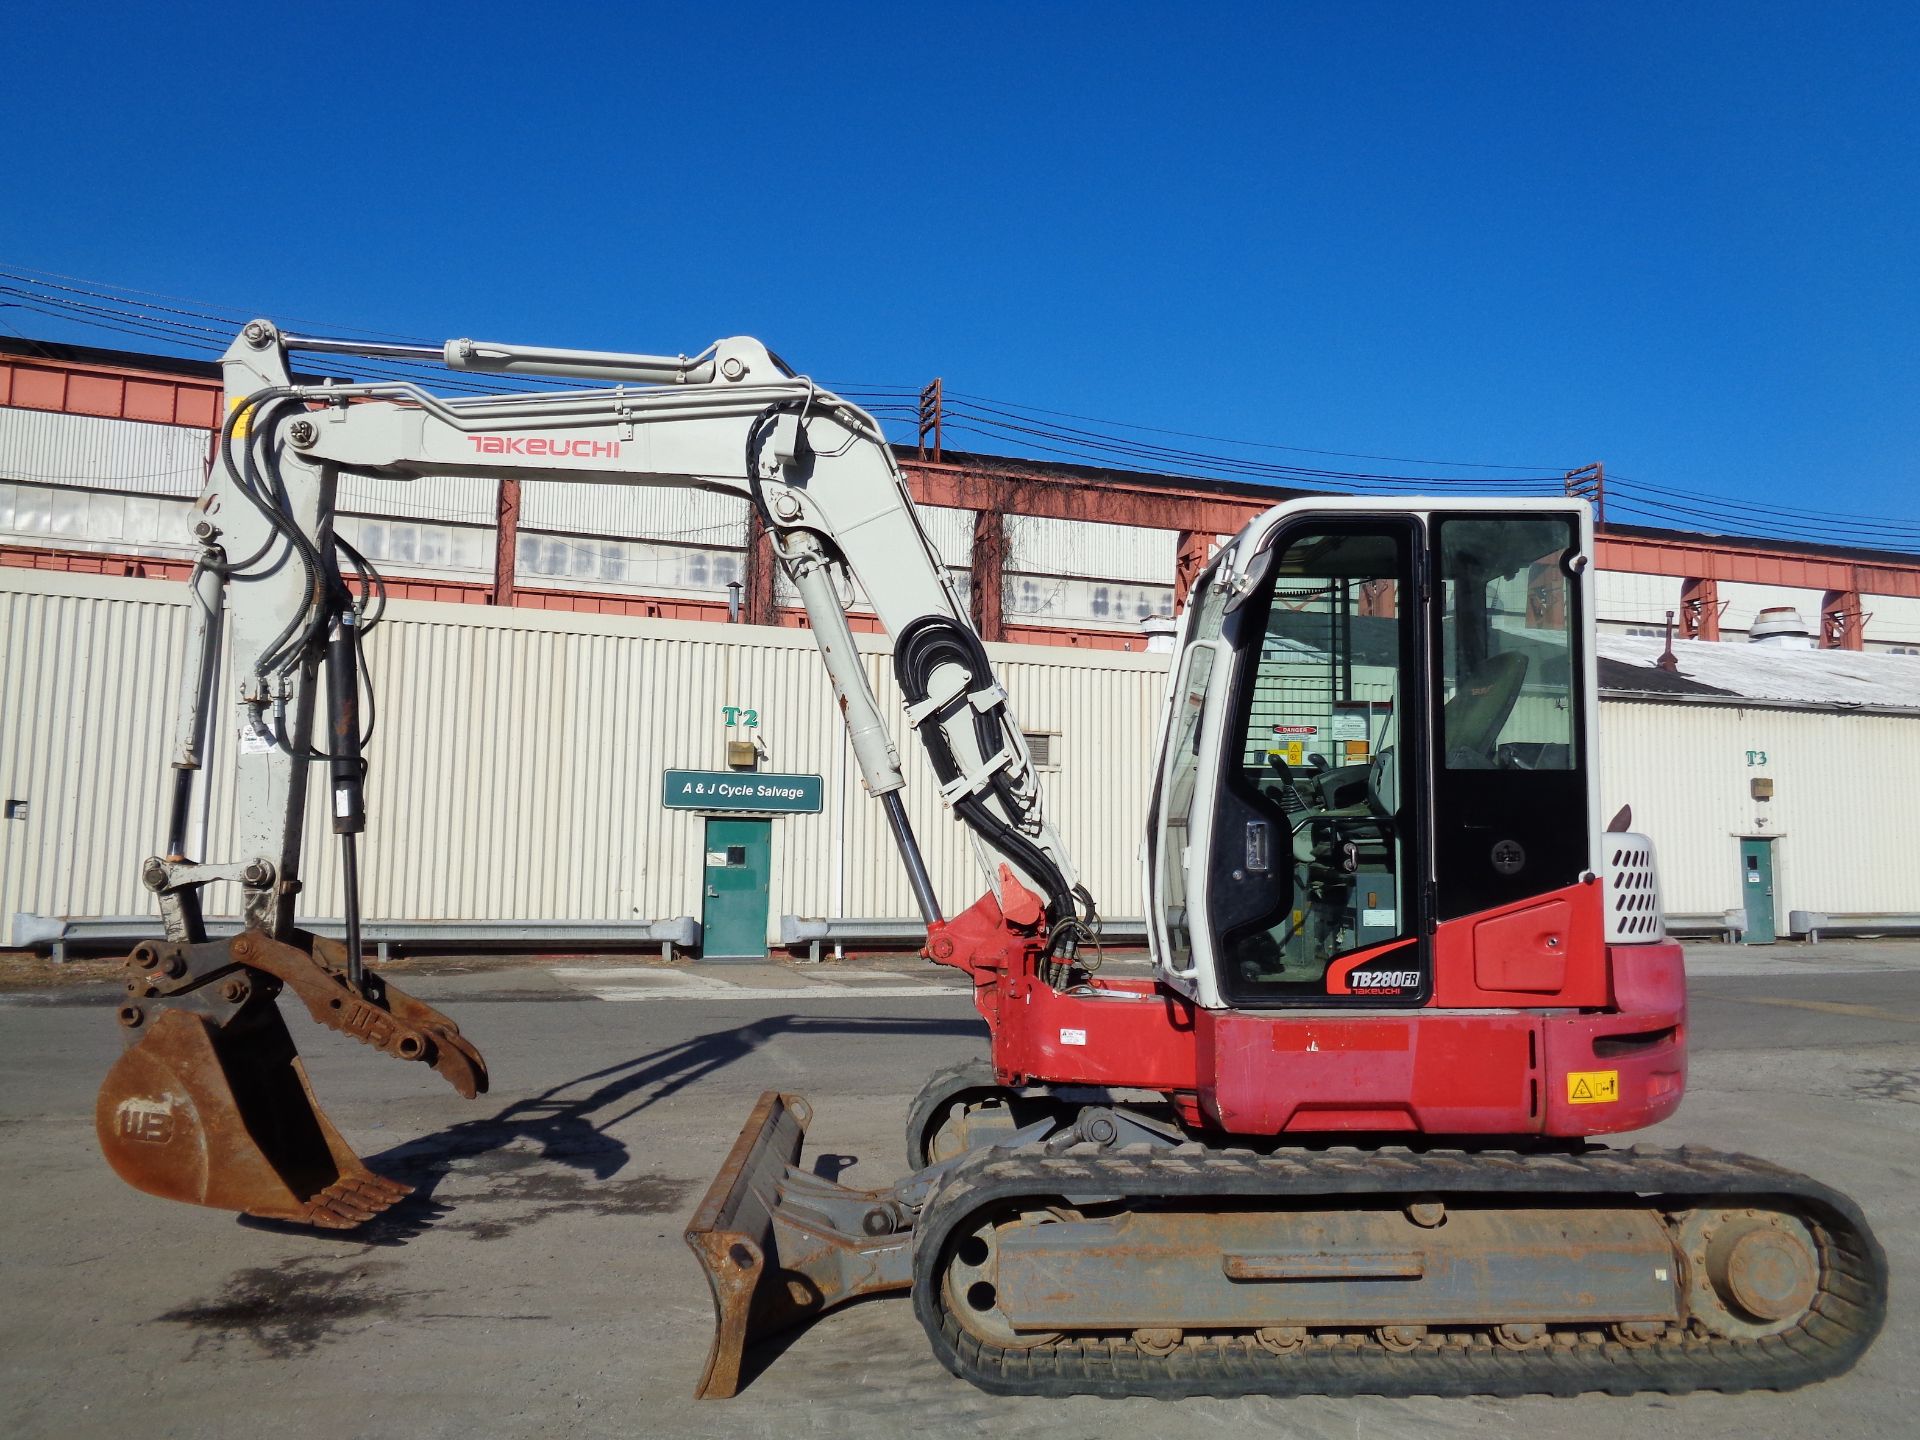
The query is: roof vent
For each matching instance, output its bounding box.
[1748,607,1816,649]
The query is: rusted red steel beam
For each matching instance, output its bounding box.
[741,506,778,626]
[0,353,221,430]
[901,458,1266,537]
[1679,576,1721,641]
[1598,531,1920,599]
[1821,589,1865,651]
[970,509,1007,642]
[491,479,521,607]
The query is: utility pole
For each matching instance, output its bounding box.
[917,378,944,462]
[1564,462,1606,524]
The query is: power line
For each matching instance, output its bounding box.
[943,386,1567,472]
[1607,472,1920,537]
[7,263,1918,553]
[0,270,601,394]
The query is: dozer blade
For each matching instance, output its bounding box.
[97,997,412,1229]
[686,1090,916,1398]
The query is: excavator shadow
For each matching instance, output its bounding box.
[256,1013,983,1247]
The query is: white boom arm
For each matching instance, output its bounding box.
[152,320,1087,970]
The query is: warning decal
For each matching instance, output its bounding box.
[1566,1069,1620,1104]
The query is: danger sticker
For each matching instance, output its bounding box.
[1059,1027,1087,1046]
[1566,1070,1620,1104]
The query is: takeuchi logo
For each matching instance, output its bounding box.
[471,435,621,459]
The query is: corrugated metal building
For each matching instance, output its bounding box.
[0,566,1164,945]
[4,335,1920,952]
[6,563,1918,950]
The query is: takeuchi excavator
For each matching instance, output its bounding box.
[96,320,1885,1400]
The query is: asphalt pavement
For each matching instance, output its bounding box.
[1,942,1915,1440]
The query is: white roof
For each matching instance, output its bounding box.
[1598,634,1920,712]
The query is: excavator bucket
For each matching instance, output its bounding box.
[686,1091,917,1398]
[96,1001,413,1228]
[95,930,488,1228]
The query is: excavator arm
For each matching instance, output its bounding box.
[97,319,1090,1227]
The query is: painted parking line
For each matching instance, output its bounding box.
[1724,996,1920,1025]
[1682,956,1914,979]
[546,966,967,1003]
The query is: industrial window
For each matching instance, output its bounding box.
[340,515,489,576]
[512,530,743,596]
[1004,574,1176,626]
[0,480,196,555]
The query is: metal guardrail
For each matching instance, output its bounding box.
[11,913,700,963]
[1788,911,1920,943]
[778,914,1150,963]
[1663,911,1748,943]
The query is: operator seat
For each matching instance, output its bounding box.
[1442,651,1528,766]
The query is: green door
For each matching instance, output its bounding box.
[1740,838,1776,944]
[702,818,772,960]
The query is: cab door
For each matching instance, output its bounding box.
[1201,517,1430,1008]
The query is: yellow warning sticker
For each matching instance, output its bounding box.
[227,395,253,438]
[1566,1069,1620,1104]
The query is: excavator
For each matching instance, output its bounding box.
[95,319,1885,1400]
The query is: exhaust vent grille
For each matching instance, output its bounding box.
[1605,832,1665,943]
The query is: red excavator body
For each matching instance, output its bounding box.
[926,870,1685,1141]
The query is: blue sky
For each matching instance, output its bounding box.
[3,3,1915,542]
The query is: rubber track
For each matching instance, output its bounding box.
[904,1060,998,1169]
[910,1144,1887,1398]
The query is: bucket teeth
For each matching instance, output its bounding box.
[304,1176,411,1228]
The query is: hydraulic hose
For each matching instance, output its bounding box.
[892,615,1077,932]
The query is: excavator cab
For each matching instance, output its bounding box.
[1147,501,1592,1010]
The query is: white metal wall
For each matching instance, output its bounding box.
[5,565,1916,946]
[0,408,205,497]
[1005,513,1175,583]
[918,504,977,568]
[13,402,1920,650]
[0,571,194,931]
[337,472,496,527]
[519,483,747,547]
[1599,700,1920,920]
[1862,594,1920,649]
[0,567,1164,941]
[1594,568,1681,631]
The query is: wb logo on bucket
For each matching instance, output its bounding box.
[116,1097,177,1144]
